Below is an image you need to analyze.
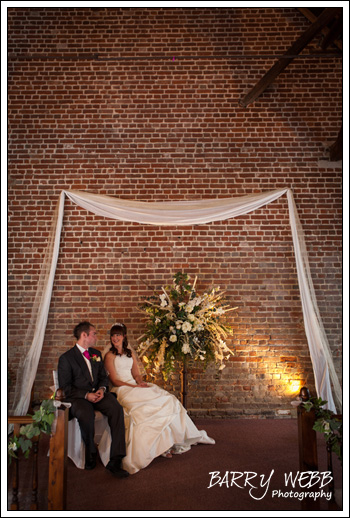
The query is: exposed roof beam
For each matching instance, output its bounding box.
[329,126,342,161]
[298,8,342,50]
[239,7,342,108]
[321,15,342,50]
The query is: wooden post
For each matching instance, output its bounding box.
[326,439,335,505]
[10,456,19,510]
[297,387,320,511]
[30,437,39,510]
[48,407,68,511]
[10,423,20,511]
[181,358,187,409]
[8,417,35,511]
[297,404,318,471]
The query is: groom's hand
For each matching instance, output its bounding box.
[86,391,104,403]
[86,392,99,403]
[94,388,105,402]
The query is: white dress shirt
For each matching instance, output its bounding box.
[76,343,93,380]
[76,343,106,398]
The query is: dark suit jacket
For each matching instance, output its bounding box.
[58,345,109,400]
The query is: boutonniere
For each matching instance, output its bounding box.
[91,354,101,362]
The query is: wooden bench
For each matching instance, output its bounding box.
[8,406,69,511]
[297,387,342,511]
[8,416,39,511]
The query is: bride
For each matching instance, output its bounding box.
[103,322,215,474]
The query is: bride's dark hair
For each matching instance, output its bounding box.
[109,323,132,357]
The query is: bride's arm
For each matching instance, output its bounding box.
[131,353,148,387]
[104,352,137,388]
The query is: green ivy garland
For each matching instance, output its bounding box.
[8,399,56,463]
[303,397,342,463]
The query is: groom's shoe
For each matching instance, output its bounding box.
[106,460,129,478]
[85,451,97,470]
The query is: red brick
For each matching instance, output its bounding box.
[7,7,342,417]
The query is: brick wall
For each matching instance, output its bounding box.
[7,7,342,418]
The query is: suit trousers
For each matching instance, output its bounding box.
[69,392,126,461]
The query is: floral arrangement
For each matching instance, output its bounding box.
[91,354,101,362]
[137,272,237,379]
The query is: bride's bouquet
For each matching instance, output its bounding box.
[138,272,237,379]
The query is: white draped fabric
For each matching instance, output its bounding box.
[10,188,342,417]
[64,188,287,226]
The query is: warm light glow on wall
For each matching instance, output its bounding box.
[287,380,302,395]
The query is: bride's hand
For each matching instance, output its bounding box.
[136,381,149,387]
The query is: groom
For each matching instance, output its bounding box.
[57,321,128,477]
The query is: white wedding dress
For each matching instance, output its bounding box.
[109,353,215,474]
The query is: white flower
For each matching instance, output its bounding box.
[188,314,195,322]
[185,304,194,313]
[182,342,191,354]
[8,442,17,452]
[169,326,175,332]
[193,323,204,331]
[176,320,183,329]
[159,293,168,307]
[170,335,177,342]
[155,318,161,324]
[182,321,192,333]
[178,302,186,307]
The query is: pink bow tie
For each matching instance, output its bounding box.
[83,350,91,360]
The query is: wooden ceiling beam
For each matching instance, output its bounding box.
[239,7,342,108]
[329,126,342,161]
[298,8,342,50]
[321,15,342,50]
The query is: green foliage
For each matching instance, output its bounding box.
[303,396,342,463]
[8,399,56,464]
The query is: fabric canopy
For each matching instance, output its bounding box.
[11,188,342,417]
